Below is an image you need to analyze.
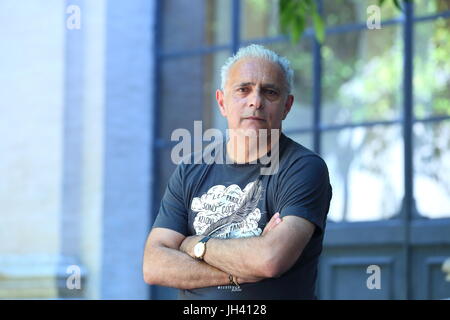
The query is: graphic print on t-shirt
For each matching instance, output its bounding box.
[191,179,263,239]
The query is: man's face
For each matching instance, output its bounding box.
[216,57,294,136]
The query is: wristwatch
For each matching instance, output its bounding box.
[193,236,211,260]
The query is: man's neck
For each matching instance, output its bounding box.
[226,130,281,164]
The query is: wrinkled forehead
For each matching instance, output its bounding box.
[226,57,287,89]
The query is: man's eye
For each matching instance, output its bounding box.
[265,89,278,95]
[237,87,249,93]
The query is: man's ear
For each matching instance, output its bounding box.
[282,94,294,120]
[216,89,227,117]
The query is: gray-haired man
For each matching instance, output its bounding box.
[143,44,332,299]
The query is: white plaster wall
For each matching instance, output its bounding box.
[0,0,64,256]
[0,0,154,299]
[79,0,106,300]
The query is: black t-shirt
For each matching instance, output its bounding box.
[152,132,332,299]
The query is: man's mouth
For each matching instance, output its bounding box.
[245,116,265,121]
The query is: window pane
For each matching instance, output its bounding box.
[156,146,177,207]
[322,26,402,125]
[414,18,450,119]
[323,0,399,27]
[160,51,230,140]
[414,121,450,218]
[161,0,231,51]
[265,40,314,130]
[287,132,313,151]
[240,0,281,40]
[208,51,232,133]
[322,125,403,222]
[415,0,450,16]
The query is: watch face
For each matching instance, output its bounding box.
[194,242,205,258]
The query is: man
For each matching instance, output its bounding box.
[143,44,332,299]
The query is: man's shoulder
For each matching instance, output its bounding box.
[274,133,330,184]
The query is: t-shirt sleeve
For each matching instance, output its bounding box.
[277,155,332,235]
[152,163,189,236]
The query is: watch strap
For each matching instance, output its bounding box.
[199,236,211,244]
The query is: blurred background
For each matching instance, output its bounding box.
[0,0,449,299]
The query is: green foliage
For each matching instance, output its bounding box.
[380,0,419,11]
[379,0,405,11]
[279,0,407,44]
[279,0,324,43]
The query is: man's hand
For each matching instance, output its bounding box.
[179,235,202,258]
[262,212,282,236]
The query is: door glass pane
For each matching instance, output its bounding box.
[160,51,230,140]
[415,0,450,16]
[266,40,313,131]
[322,26,402,125]
[414,18,450,119]
[156,146,177,207]
[414,121,450,218]
[161,0,231,51]
[323,0,399,27]
[287,132,313,151]
[322,125,403,222]
[241,0,281,40]
[204,51,231,134]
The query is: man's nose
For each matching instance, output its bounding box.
[249,91,263,109]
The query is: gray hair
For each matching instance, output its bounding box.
[220,44,294,94]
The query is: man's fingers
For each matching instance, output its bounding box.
[262,214,276,235]
[267,212,280,231]
[262,212,281,236]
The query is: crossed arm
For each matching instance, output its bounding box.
[142,213,315,290]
